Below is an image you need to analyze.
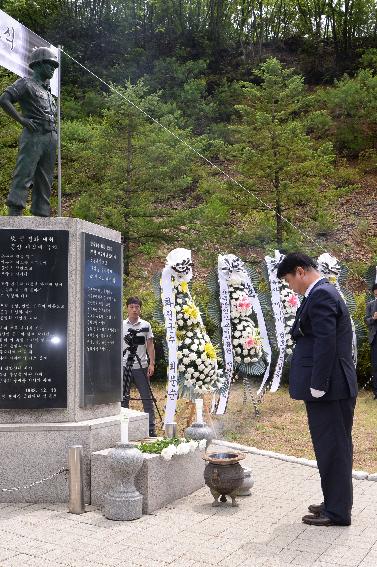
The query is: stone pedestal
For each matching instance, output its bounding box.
[0,217,123,502]
[92,445,206,514]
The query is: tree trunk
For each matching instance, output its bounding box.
[274,172,283,247]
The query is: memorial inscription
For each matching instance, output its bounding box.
[82,233,122,406]
[0,229,68,409]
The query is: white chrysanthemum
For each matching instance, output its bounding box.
[188,440,198,452]
[176,442,190,455]
[183,357,190,365]
[188,352,196,361]
[161,445,176,461]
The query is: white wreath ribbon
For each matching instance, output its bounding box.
[265,251,286,392]
[216,257,234,414]
[161,248,193,425]
[161,266,178,425]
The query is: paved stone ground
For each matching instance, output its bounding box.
[1,446,377,567]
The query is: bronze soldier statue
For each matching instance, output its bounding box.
[0,47,59,217]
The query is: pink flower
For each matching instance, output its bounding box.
[237,295,252,311]
[287,295,298,308]
[244,337,256,348]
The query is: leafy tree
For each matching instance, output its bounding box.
[228,58,335,247]
[321,69,377,155]
[65,80,218,274]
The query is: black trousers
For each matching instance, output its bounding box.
[122,367,155,433]
[371,335,377,395]
[305,397,356,525]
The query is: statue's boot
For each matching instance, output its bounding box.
[8,206,23,216]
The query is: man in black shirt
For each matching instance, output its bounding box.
[0,47,59,217]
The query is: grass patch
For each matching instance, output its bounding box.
[130,382,377,472]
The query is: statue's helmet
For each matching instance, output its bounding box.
[29,47,59,69]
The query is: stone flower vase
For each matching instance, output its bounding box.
[104,443,144,521]
[184,422,214,450]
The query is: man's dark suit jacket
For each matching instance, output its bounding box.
[289,279,358,401]
[365,298,377,344]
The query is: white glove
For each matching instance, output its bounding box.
[310,388,326,398]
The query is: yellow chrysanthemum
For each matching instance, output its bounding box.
[183,304,199,320]
[204,342,217,360]
[329,275,337,284]
[179,281,189,293]
[176,330,184,341]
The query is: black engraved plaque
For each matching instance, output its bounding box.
[0,229,68,409]
[82,233,122,406]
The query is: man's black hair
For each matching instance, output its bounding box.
[126,296,142,307]
[276,252,318,279]
[372,283,377,293]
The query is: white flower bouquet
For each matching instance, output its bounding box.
[228,279,264,365]
[278,282,300,355]
[138,437,206,461]
[174,280,224,396]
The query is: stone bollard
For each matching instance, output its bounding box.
[184,422,214,450]
[104,443,144,521]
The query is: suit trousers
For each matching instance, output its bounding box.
[122,367,155,433]
[305,397,356,525]
[371,335,377,395]
[7,129,57,216]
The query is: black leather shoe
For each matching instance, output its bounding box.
[308,502,324,515]
[302,513,350,526]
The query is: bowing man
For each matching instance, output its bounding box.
[277,252,358,527]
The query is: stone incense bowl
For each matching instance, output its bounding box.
[203,451,245,507]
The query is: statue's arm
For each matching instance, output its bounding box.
[0,91,38,132]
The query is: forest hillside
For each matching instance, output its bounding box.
[1,0,376,380]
